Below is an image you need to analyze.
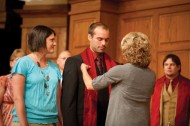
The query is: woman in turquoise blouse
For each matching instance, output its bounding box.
[11,25,63,126]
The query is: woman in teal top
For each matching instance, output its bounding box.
[11,25,63,126]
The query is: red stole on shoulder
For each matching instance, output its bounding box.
[150,75,190,126]
[81,47,116,126]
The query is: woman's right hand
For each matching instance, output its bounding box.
[80,63,91,71]
[80,63,94,90]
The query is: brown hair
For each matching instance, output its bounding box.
[88,22,109,37]
[163,54,181,73]
[28,25,56,52]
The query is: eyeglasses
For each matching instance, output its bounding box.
[41,70,50,96]
[44,75,50,88]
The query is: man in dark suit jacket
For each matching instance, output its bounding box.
[61,22,116,126]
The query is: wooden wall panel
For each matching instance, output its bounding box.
[116,3,190,79]
[22,17,67,27]
[117,14,157,72]
[156,5,190,78]
[118,0,190,13]
[69,12,100,55]
[158,11,190,51]
[119,16,153,44]
[100,12,118,60]
[69,0,101,15]
[118,16,153,57]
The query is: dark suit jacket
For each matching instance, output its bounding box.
[61,54,85,126]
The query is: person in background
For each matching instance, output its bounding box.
[81,32,156,126]
[57,50,71,74]
[0,48,25,126]
[151,54,190,126]
[56,50,71,84]
[11,25,62,126]
[61,22,116,126]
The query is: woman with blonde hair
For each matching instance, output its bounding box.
[0,48,25,126]
[81,32,156,126]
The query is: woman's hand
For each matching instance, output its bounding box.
[80,63,91,72]
[80,63,94,90]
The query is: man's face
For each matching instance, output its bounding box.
[10,52,25,69]
[163,58,180,79]
[88,27,110,54]
[57,51,71,71]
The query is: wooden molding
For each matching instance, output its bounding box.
[118,0,190,13]
[69,0,118,15]
[68,0,127,4]
[15,4,68,18]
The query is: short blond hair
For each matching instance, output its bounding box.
[121,32,151,68]
[10,49,26,61]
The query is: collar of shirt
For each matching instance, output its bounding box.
[165,75,179,90]
[92,52,104,61]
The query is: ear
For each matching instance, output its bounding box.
[56,59,60,64]
[88,34,92,41]
[10,61,13,68]
[178,65,181,71]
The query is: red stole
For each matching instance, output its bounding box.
[150,75,190,126]
[81,47,116,126]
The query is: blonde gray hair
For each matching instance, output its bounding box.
[121,32,151,68]
[10,49,26,61]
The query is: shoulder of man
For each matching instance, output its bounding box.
[179,75,190,84]
[155,76,165,84]
[67,54,83,62]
